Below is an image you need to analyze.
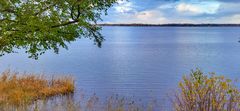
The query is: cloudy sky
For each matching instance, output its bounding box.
[101,0,240,24]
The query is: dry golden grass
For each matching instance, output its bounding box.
[0,70,157,111]
[0,70,74,107]
[3,69,240,111]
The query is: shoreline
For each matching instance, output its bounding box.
[98,24,240,27]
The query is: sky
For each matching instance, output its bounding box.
[101,0,240,24]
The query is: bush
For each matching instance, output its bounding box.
[173,69,240,111]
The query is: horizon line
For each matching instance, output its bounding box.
[98,23,240,27]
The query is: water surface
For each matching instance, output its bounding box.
[1,26,240,109]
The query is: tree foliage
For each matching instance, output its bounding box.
[0,0,117,59]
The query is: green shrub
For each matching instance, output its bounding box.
[173,69,240,111]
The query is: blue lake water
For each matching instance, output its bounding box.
[1,26,240,109]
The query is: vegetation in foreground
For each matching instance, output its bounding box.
[1,69,240,111]
[173,69,240,111]
[0,70,74,108]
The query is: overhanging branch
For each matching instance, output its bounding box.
[2,8,15,13]
[51,20,79,28]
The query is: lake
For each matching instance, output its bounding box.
[1,26,240,110]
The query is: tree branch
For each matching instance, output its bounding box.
[1,8,15,13]
[51,20,79,28]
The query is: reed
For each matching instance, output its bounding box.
[0,70,74,107]
[0,70,157,111]
[3,69,239,111]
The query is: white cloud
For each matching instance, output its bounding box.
[176,1,220,15]
[158,4,175,9]
[133,10,167,24]
[216,14,240,23]
[110,1,167,24]
[102,0,240,24]
[176,3,202,14]
[114,0,135,13]
[109,9,167,24]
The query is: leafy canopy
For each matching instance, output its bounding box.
[0,0,117,59]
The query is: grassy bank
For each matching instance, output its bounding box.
[0,70,74,108]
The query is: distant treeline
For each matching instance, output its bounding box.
[98,23,240,27]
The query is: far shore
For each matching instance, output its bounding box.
[98,23,240,27]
